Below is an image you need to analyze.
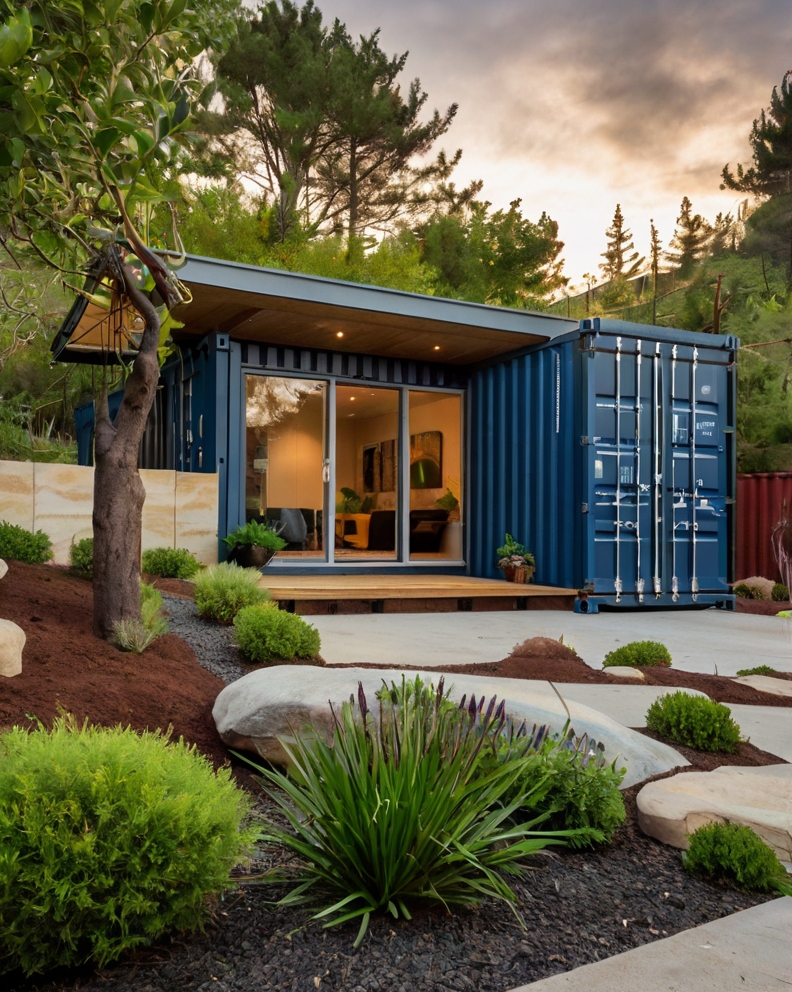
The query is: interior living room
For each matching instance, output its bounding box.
[244,374,463,564]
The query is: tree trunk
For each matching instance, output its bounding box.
[348,138,358,241]
[92,258,161,639]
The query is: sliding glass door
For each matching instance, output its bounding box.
[243,374,463,565]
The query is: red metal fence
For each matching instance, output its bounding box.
[736,473,792,581]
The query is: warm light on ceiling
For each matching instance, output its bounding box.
[350,396,356,401]
[433,345,441,351]
[336,331,344,338]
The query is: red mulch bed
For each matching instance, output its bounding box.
[735,597,791,616]
[0,561,229,767]
[335,635,792,707]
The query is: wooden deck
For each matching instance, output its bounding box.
[261,574,577,615]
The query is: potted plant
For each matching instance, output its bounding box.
[435,488,460,521]
[223,520,287,569]
[496,533,536,584]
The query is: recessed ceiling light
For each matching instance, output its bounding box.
[350,396,355,401]
[433,345,440,351]
[336,331,344,338]
[348,413,355,417]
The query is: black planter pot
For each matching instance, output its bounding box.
[228,544,277,569]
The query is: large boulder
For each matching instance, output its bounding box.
[212,666,689,788]
[0,618,25,677]
[637,764,792,862]
[0,559,7,580]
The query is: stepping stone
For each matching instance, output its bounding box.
[637,764,792,862]
[213,665,689,788]
[604,666,645,680]
[0,618,25,677]
[734,674,792,698]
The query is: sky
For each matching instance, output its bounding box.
[302,0,792,292]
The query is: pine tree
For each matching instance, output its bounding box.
[666,197,712,275]
[722,71,792,197]
[649,219,662,323]
[599,204,644,280]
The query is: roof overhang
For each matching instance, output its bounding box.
[52,253,579,366]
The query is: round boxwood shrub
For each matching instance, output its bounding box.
[685,822,792,894]
[0,716,255,977]
[141,546,203,580]
[0,520,53,565]
[69,536,93,578]
[194,561,270,625]
[234,604,321,663]
[646,690,741,752]
[772,582,790,602]
[603,640,672,668]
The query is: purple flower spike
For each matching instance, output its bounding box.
[484,695,496,722]
[458,694,467,711]
[437,676,445,702]
[468,696,478,718]
[358,682,368,722]
[477,696,485,714]
[494,699,506,722]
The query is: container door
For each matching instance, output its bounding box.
[668,344,729,599]
[587,336,654,600]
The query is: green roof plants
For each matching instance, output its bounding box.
[242,676,573,947]
[0,520,53,565]
[0,715,255,976]
[194,562,270,625]
[603,640,672,668]
[234,605,321,663]
[684,822,792,895]
[646,691,742,752]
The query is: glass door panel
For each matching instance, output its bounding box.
[409,391,463,561]
[245,375,327,558]
[335,384,400,560]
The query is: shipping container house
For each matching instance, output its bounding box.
[55,255,737,609]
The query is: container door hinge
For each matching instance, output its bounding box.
[580,435,590,446]
[581,502,589,513]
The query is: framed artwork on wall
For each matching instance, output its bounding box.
[410,430,442,489]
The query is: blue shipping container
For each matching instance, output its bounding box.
[468,318,737,608]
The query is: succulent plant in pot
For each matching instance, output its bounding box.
[496,533,536,583]
[222,520,287,569]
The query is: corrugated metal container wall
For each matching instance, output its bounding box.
[736,472,792,581]
[468,318,737,608]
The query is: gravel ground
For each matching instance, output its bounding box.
[161,593,246,685]
[7,594,775,992]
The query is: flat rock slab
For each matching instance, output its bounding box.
[0,559,7,580]
[0,618,24,677]
[637,764,792,862]
[506,896,792,992]
[735,674,792,698]
[213,666,688,788]
[603,666,645,680]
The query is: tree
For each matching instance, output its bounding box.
[0,0,238,638]
[666,197,712,276]
[599,204,644,280]
[313,30,459,240]
[649,218,662,323]
[722,70,792,198]
[420,199,567,307]
[207,0,343,241]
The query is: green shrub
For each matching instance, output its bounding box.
[510,734,626,847]
[646,691,742,752]
[734,582,753,599]
[69,536,93,578]
[243,677,572,946]
[0,716,255,976]
[736,664,777,676]
[194,561,269,624]
[772,582,789,602]
[234,605,321,663]
[112,583,168,653]
[141,546,203,579]
[603,640,672,668]
[0,520,53,565]
[684,822,792,895]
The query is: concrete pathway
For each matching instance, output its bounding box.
[307,608,792,676]
[507,897,792,991]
